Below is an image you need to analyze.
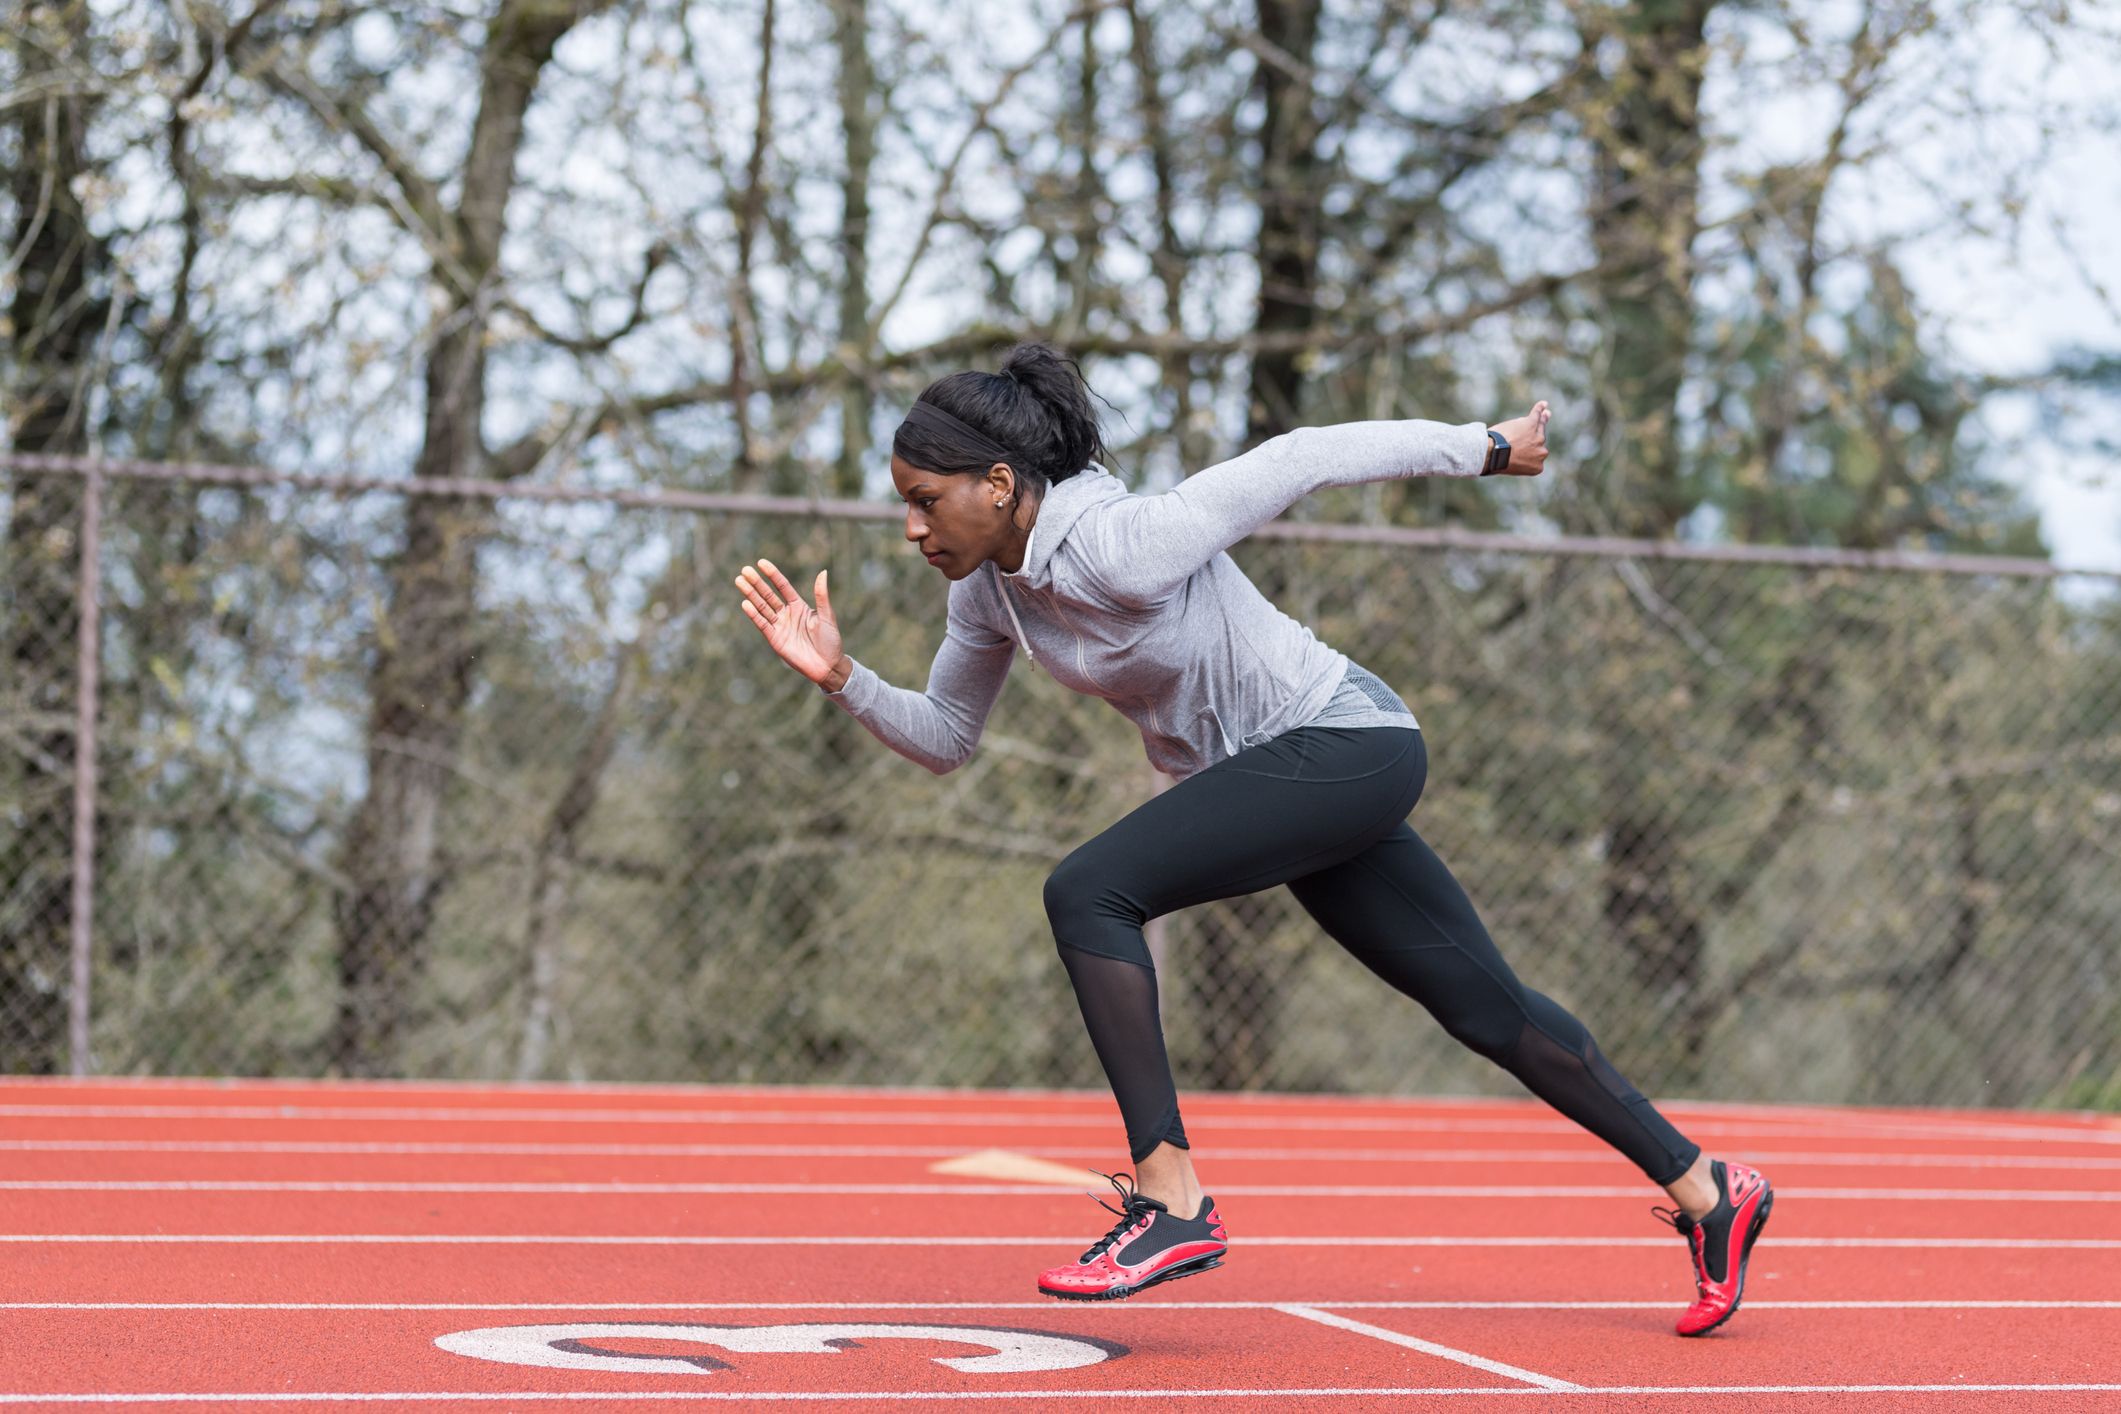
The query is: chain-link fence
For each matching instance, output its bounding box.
[4,457,2118,1108]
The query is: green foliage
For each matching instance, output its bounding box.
[1702,255,2048,556]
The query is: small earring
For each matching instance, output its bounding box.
[995,499,1006,508]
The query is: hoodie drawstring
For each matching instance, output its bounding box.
[994,562,1039,671]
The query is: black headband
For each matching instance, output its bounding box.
[896,399,1019,468]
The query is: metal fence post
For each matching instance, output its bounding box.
[69,460,104,1077]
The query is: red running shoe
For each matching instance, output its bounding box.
[1654,1158,1774,1336]
[1037,1171,1228,1301]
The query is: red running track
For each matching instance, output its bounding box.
[1,1078,2116,1412]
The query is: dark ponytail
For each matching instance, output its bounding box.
[890,342,1108,498]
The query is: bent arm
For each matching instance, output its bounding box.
[1082,418,1488,605]
[822,606,1015,775]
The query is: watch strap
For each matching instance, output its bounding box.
[1482,429,1510,476]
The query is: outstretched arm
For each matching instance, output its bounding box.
[820,604,1015,775]
[734,558,1012,775]
[1079,404,1549,606]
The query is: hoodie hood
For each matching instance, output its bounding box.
[999,462,1129,590]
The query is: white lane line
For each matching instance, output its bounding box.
[2,1385,2119,1403]
[9,1139,2120,1170]
[5,1103,2112,1145]
[1272,1304,1581,1390]
[7,1300,2119,1311]
[10,1179,2120,1202]
[4,1234,2116,1248]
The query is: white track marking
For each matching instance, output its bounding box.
[9,1138,2119,1170]
[4,1103,2111,1145]
[7,1300,2119,1311]
[1272,1305,1580,1390]
[9,1179,2119,1202]
[5,1233,2117,1248]
[434,1321,1108,1375]
[2,1386,2118,1403]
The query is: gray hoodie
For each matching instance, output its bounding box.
[823,417,1491,779]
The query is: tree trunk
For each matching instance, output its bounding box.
[1245,0,1324,447]
[832,0,874,497]
[1178,0,1327,1090]
[1056,18,1104,343]
[729,0,776,491]
[1581,0,1717,1083]
[1584,0,1713,538]
[332,0,613,1074]
[1123,0,1200,470]
[516,644,637,1080]
[3,0,106,1074]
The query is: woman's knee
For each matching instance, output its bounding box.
[1044,853,1150,965]
[1042,852,1094,929]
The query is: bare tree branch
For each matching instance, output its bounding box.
[259,60,447,236]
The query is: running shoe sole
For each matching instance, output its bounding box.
[1681,1186,1773,1337]
[1038,1250,1225,1302]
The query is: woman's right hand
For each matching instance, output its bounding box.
[1487,400,1552,476]
[735,558,849,689]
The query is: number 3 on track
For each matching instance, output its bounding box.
[436,1322,1116,1375]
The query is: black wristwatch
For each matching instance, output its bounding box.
[1482,429,1510,476]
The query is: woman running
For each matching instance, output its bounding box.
[732,342,1773,1336]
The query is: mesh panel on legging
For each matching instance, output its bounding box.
[1287,820,1700,1186]
[1504,992,1697,1186]
[1057,946,1189,1162]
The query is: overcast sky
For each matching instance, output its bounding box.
[1870,15,2120,573]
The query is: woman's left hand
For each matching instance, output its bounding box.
[1488,401,1551,476]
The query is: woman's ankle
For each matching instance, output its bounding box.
[1133,1143,1204,1215]
[1664,1153,1719,1221]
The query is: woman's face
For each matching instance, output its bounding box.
[892,454,1019,580]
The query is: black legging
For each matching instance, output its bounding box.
[1044,724,1701,1186]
